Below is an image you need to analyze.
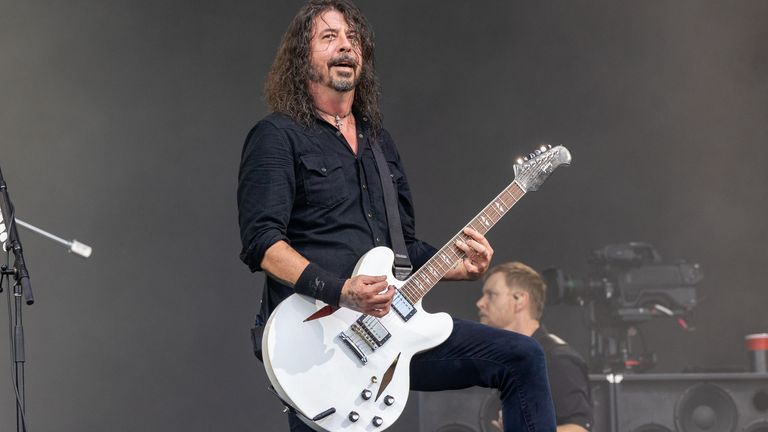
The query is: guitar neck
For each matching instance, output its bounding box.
[398,181,527,304]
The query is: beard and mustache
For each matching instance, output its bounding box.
[309,54,361,92]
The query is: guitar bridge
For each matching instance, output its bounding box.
[351,323,379,351]
[339,316,392,365]
[338,331,368,365]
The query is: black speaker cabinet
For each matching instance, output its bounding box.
[419,374,768,432]
[418,387,502,432]
[590,373,768,432]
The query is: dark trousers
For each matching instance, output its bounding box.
[286,318,556,431]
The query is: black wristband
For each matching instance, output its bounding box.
[295,262,345,307]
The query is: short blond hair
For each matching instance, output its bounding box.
[484,262,547,319]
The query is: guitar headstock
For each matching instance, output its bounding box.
[513,144,572,192]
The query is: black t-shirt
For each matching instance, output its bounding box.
[533,325,594,430]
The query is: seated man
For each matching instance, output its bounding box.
[477,262,593,432]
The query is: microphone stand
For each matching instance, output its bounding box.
[0,165,32,432]
[0,165,94,432]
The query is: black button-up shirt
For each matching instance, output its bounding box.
[238,112,437,317]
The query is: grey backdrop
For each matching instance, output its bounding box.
[1,1,767,431]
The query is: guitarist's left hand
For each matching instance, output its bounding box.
[445,227,494,281]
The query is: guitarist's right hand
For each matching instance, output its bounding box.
[339,275,395,317]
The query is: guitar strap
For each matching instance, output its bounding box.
[370,140,413,280]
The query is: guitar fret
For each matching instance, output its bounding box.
[487,207,501,223]
[402,284,414,298]
[483,206,498,221]
[419,274,430,292]
[408,290,419,303]
[478,212,492,230]
[403,288,416,304]
[429,265,440,278]
[501,188,516,205]
[492,199,505,216]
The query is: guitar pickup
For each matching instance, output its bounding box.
[356,315,391,347]
[391,291,416,322]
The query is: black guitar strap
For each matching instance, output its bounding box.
[370,140,413,280]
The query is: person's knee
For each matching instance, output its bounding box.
[499,333,546,373]
[492,333,547,397]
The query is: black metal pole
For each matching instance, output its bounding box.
[14,279,26,432]
[0,165,32,432]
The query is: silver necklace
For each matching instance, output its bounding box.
[317,108,352,129]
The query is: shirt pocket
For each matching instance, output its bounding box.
[299,154,349,208]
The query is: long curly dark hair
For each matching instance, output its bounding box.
[264,0,382,133]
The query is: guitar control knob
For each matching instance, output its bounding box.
[348,411,360,422]
[372,416,384,427]
[384,395,395,406]
[361,389,372,400]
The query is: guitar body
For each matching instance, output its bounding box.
[262,247,454,431]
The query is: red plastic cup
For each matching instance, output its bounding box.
[746,333,768,373]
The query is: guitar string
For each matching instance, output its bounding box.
[394,148,557,304]
[377,182,526,331]
[396,182,525,304]
[381,146,561,318]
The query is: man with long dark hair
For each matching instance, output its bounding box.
[238,1,556,430]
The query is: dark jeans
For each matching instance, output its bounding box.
[286,318,556,431]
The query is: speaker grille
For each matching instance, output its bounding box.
[435,424,477,432]
[631,424,673,432]
[674,383,738,432]
[745,420,768,432]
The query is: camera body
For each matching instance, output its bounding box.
[544,242,701,317]
[543,243,702,372]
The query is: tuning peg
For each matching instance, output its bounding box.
[515,157,524,165]
[540,144,549,152]
[529,153,535,159]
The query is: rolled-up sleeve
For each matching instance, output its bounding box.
[237,120,295,272]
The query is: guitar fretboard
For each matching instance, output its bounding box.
[398,181,526,304]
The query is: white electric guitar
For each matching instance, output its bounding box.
[262,145,572,431]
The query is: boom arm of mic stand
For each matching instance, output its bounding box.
[14,218,93,258]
